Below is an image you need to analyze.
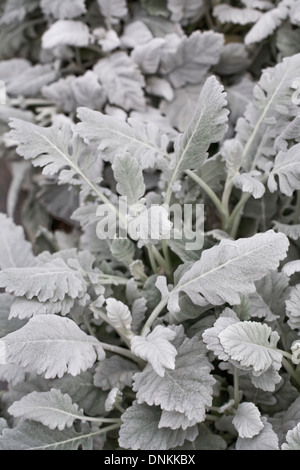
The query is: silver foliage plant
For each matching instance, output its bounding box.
[1,0,300,451]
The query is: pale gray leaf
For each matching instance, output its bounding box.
[112,153,145,205]
[167,0,204,24]
[0,315,105,378]
[273,221,300,241]
[282,423,300,450]
[6,63,58,97]
[219,321,282,373]
[174,424,227,450]
[133,335,215,422]
[245,3,289,45]
[0,421,94,450]
[106,298,132,332]
[97,0,128,24]
[131,326,177,377]
[233,171,265,199]
[94,355,139,391]
[42,20,90,49]
[174,76,229,175]
[0,258,87,302]
[236,54,300,172]
[286,284,300,330]
[110,238,135,265]
[146,77,174,101]
[121,21,153,49]
[160,83,203,132]
[236,417,279,450]
[8,119,96,190]
[76,108,169,169]
[0,364,27,386]
[41,0,86,19]
[119,401,198,450]
[160,31,224,88]
[167,231,289,314]
[131,38,165,74]
[268,144,300,196]
[249,366,282,392]
[9,296,75,319]
[93,52,145,112]
[213,4,262,24]
[8,388,84,430]
[202,308,240,361]
[0,213,35,269]
[50,370,108,417]
[233,402,264,438]
[158,410,197,431]
[0,293,25,337]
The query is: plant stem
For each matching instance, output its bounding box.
[161,239,172,279]
[185,169,228,220]
[146,244,159,274]
[100,341,144,367]
[233,367,240,409]
[141,297,169,336]
[295,191,300,223]
[152,245,171,275]
[282,357,300,387]
[82,416,122,424]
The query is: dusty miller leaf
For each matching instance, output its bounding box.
[202,308,240,361]
[8,389,84,430]
[133,334,215,422]
[97,0,128,25]
[0,421,94,450]
[166,230,289,314]
[160,31,224,88]
[119,401,198,450]
[0,315,105,378]
[94,355,139,391]
[8,119,97,191]
[245,2,289,46]
[0,258,87,302]
[286,284,300,330]
[167,0,204,24]
[131,325,177,377]
[173,76,229,175]
[42,20,90,49]
[282,423,300,450]
[93,52,145,112]
[106,298,132,332]
[213,5,262,24]
[236,417,279,450]
[40,0,87,19]
[9,296,75,319]
[218,321,282,373]
[0,213,35,269]
[112,154,145,205]
[76,108,169,169]
[267,143,300,196]
[232,402,264,438]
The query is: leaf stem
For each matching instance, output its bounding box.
[282,357,300,387]
[233,367,240,409]
[141,297,169,336]
[100,341,144,367]
[152,245,172,276]
[146,245,159,274]
[185,169,228,220]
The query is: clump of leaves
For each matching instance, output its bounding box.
[1,0,300,451]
